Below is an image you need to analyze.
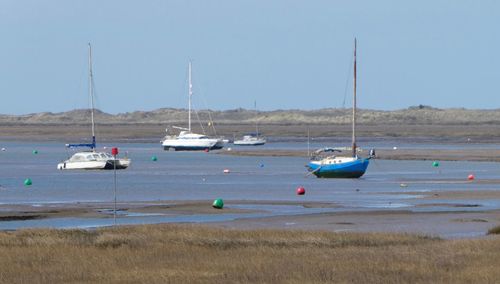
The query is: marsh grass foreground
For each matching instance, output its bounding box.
[0,224,499,283]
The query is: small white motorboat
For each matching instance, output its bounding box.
[58,43,131,170]
[58,151,130,170]
[233,134,266,146]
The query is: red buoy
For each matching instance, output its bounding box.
[204,148,209,152]
[467,174,475,181]
[111,147,119,156]
[296,186,305,195]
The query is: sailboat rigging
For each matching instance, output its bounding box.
[306,39,374,178]
[161,62,224,151]
[57,43,131,170]
[234,101,267,146]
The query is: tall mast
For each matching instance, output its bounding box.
[188,61,192,132]
[307,126,310,157]
[254,100,259,136]
[88,43,96,149]
[352,38,357,157]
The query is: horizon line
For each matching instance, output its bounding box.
[2,105,500,116]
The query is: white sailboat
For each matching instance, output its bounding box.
[161,62,224,151]
[57,44,131,170]
[234,101,266,146]
[233,134,266,146]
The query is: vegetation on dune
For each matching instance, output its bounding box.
[5,108,500,142]
[0,225,499,283]
[3,106,500,126]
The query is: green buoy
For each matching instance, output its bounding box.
[24,178,32,186]
[151,156,158,161]
[432,161,439,167]
[32,150,38,155]
[212,198,224,209]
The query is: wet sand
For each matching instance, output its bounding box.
[0,201,260,221]
[1,191,499,238]
[391,189,500,200]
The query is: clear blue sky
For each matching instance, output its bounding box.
[0,0,499,114]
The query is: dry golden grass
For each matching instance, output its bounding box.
[488,225,500,235]
[0,224,499,283]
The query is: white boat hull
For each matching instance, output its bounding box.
[162,139,217,151]
[58,151,131,170]
[161,131,223,151]
[57,158,130,170]
[116,158,131,169]
[234,137,266,146]
[57,160,108,170]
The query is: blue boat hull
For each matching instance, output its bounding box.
[307,158,370,178]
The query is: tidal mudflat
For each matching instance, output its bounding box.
[0,141,499,238]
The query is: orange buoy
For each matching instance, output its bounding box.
[223,169,230,174]
[296,186,305,195]
[467,174,475,181]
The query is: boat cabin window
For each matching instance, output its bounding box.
[69,154,85,161]
[99,153,113,159]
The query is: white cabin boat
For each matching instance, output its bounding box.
[161,62,224,151]
[162,130,221,151]
[233,134,266,146]
[58,152,130,170]
[234,101,266,146]
[58,44,131,170]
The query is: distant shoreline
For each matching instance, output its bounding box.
[2,123,500,143]
[2,123,500,162]
[220,148,500,162]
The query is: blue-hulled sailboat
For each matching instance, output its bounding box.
[307,39,373,178]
